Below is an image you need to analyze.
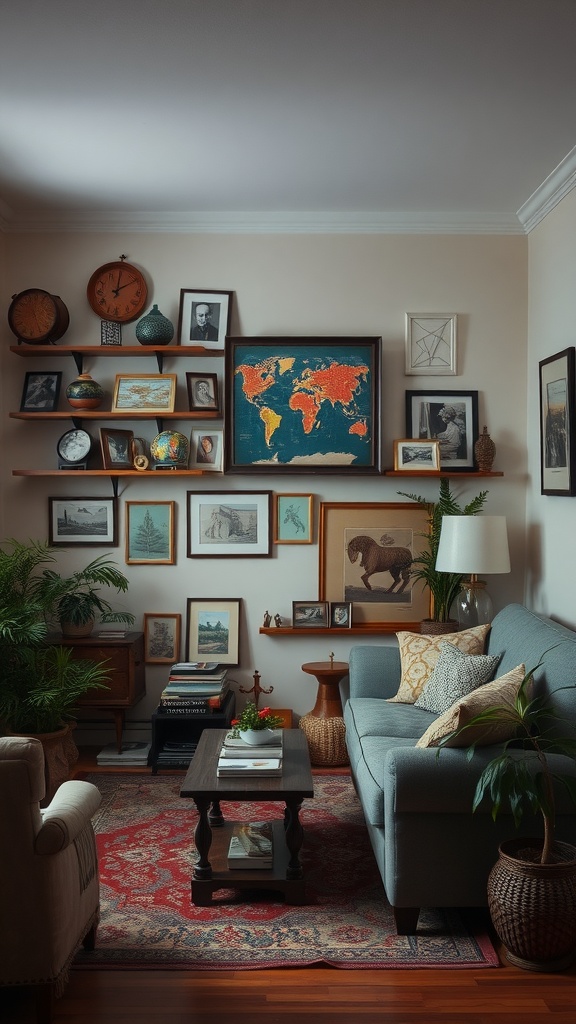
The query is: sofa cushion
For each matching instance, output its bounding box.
[390,623,490,704]
[415,663,526,748]
[414,642,500,713]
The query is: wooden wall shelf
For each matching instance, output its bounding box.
[10,343,224,373]
[10,410,221,421]
[384,470,503,478]
[260,624,414,636]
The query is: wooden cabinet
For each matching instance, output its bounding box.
[47,632,146,751]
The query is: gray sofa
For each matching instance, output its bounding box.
[343,603,576,934]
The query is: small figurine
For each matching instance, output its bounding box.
[329,651,334,668]
[263,610,272,628]
[274,613,282,627]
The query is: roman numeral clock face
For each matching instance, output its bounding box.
[87,260,149,323]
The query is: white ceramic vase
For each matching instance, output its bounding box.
[240,728,277,746]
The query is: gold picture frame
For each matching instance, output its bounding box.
[112,374,177,413]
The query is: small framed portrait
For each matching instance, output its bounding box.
[186,372,220,412]
[189,429,223,471]
[144,612,181,664]
[539,347,576,496]
[186,598,241,665]
[405,389,478,471]
[292,601,329,628]
[330,602,352,628]
[20,371,62,411]
[111,374,177,413]
[100,428,134,470]
[274,494,314,544]
[405,313,458,375]
[393,438,441,473]
[177,289,233,350]
[48,496,118,546]
[125,501,176,564]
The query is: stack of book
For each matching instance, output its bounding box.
[96,741,151,766]
[227,821,274,869]
[159,662,229,714]
[217,729,283,777]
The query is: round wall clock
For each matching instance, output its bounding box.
[56,428,93,466]
[8,288,70,344]
[86,259,149,323]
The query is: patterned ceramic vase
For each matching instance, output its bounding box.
[150,430,189,467]
[65,374,104,409]
[474,426,496,472]
[135,304,174,346]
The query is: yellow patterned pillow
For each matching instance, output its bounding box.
[389,624,491,703]
[415,664,526,748]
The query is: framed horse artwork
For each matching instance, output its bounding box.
[318,501,431,632]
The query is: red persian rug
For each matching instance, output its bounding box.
[73,773,498,971]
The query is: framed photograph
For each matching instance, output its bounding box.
[125,501,176,564]
[274,493,314,544]
[292,601,329,628]
[186,371,220,412]
[177,289,233,350]
[20,371,62,412]
[48,496,118,546]
[330,601,352,628]
[319,501,431,631]
[100,427,134,469]
[393,438,441,472]
[144,612,181,663]
[539,347,576,496]
[186,490,272,557]
[405,389,478,470]
[189,429,223,472]
[225,336,381,473]
[405,313,458,375]
[112,374,177,413]
[186,598,241,665]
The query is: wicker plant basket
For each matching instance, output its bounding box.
[488,837,576,972]
[419,619,459,635]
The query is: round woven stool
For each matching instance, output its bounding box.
[299,660,350,767]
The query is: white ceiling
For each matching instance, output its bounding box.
[1,0,576,233]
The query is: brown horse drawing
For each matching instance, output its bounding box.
[347,535,413,592]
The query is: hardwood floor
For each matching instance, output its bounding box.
[4,750,576,1024]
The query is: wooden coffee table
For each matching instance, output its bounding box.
[180,728,314,906]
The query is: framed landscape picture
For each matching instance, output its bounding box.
[225,337,381,474]
[393,438,441,473]
[125,501,176,564]
[186,598,241,665]
[405,389,478,470]
[186,490,272,557]
[539,347,576,495]
[144,612,181,663]
[48,497,117,546]
[112,374,177,413]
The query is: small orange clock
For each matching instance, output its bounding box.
[87,258,148,324]
[8,288,70,344]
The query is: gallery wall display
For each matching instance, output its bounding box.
[224,336,381,474]
[539,347,576,496]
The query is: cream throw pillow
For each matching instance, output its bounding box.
[415,663,526,748]
[389,624,490,704]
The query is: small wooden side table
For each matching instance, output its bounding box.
[299,660,349,767]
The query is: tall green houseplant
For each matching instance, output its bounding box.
[398,479,488,622]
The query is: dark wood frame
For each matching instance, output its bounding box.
[186,490,272,557]
[20,370,62,411]
[48,496,118,546]
[186,371,220,411]
[292,601,329,628]
[539,347,576,496]
[100,428,134,470]
[225,336,381,474]
[405,389,478,471]
[330,601,352,628]
[177,289,233,349]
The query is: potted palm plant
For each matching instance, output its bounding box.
[37,553,135,636]
[440,657,576,971]
[398,479,488,630]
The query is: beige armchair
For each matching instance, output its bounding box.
[0,736,101,1023]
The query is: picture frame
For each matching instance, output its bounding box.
[48,496,118,546]
[274,493,314,544]
[539,347,576,496]
[330,601,352,628]
[405,389,478,470]
[144,612,181,663]
[185,598,241,665]
[292,601,329,628]
[100,427,134,470]
[20,371,62,412]
[125,501,176,564]
[319,501,431,631]
[405,313,458,375]
[111,374,177,413]
[186,490,272,557]
[224,336,381,474]
[177,289,233,350]
[189,429,223,472]
[186,371,220,412]
[393,438,441,473]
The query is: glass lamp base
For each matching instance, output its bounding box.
[452,579,494,628]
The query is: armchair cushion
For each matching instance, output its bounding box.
[36,780,103,854]
[415,663,526,748]
[390,623,490,703]
[414,642,500,713]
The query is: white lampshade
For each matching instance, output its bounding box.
[435,516,511,575]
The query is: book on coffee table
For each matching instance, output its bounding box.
[217,756,282,777]
[227,822,273,868]
[220,731,283,757]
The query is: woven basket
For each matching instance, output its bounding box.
[488,838,576,971]
[299,714,349,767]
[419,619,459,635]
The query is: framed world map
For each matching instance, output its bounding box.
[224,337,381,474]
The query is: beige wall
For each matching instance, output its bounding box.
[0,231,527,741]
[526,189,576,627]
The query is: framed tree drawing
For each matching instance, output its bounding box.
[125,501,176,564]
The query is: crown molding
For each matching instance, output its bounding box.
[517,145,576,233]
[0,208,524,235]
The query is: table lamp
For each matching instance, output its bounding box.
[435,515,511,626]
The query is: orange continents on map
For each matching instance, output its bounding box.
[289,363,370,434]
[235,357,295,401]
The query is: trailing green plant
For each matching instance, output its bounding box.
[438,655,576,864]
[398,479,488,622]
[37,554,135,628]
